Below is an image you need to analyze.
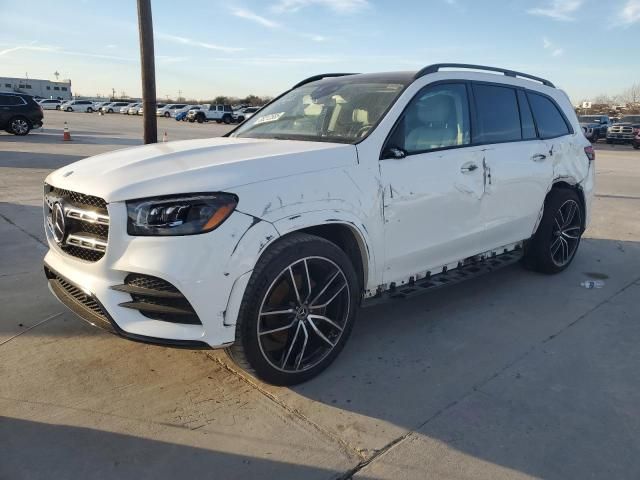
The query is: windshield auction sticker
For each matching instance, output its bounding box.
[254,112,285,125]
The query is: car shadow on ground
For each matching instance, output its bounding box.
[2,201,640,479]
[0,130,141,146]
[0,417,367,480]
[0,151,86,169]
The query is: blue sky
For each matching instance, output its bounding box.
[0,0,638,101]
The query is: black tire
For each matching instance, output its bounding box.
[523,188,583,274]
[237,116,245,123]
[196,114,204,124]
[216,120,222,124]
[633,142,639,150]
[55,105,60,110]
[226,233,359,385]
[223,114,231,124]
[87,107,93,113]
[164,111,170,118]
[66,107,72,112]
[108,108,113,113]
[8,116,31,136]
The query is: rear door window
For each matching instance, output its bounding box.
[527,92,571,139]
[472,84,521,144]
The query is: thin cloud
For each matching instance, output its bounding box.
[231,8,281,28]
[614,0,640,26]
[542,36,564,57]
[527,0,583,21]
[272,0,369,13]
[0,44,57,57]
[156,33,244,52]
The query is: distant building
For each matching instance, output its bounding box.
[0,76,72,100]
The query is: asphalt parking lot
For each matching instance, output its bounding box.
[1,110,639,479]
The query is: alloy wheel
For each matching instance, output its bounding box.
[550,199,582,267]
[257,256,351,373]
[11,119,29,135]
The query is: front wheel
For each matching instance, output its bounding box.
[226,233,359,385]
[523,189,584,274]
[55,105,60,110]
[87,107,93,113]
[164,111,170,118]
[66,107,72,112]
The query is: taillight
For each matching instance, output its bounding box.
[584,146,595,162]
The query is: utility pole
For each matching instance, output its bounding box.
[137,0,157,144]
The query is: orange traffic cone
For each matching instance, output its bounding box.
[63,122,71,141]
[162,131,168,143]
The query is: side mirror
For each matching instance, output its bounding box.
[382,146,407,160]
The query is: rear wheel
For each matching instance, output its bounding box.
[223,114,231,124]
[523,188,583,274]
[196,114,204,124]
[9,116,31,136]
[164,111,170,117]
[66,107,72,112]
[226,233,359,385]
[87,107,93,113]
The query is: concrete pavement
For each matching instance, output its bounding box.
[1,111,639,479]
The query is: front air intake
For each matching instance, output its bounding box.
[111,274,202,325]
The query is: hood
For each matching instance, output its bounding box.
[45,137,357,203]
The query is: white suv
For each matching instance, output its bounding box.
[43,64,594,385]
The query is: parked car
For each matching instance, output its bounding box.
[42,64,594,385]
[60,100,95,113]
[175,106,203,121]
[120,103,137,114]
[168,104,197,118]
[127,103,143,115]
[101,102,132,113]
[606,115,640,144]
[1,92,43,135]
[578,115,610,143]
[233,106,260,123]
[39,99,63,110]
[187,104,233,123]
[93,101,111,112]
[156,104,187,117]
[139,103,164,115]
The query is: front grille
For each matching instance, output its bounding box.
[44,184,109,262]
[111,274,202,325]
[47,186,108,213]
[45,266,115,333]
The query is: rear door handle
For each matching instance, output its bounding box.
[460,163,478,173]
[531,154,547,162]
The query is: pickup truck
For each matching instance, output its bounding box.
[606,115,640,144]
[187,104,234,124]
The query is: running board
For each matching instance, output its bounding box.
[363,245,523,307]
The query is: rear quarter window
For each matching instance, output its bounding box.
[527,92,571,139]
[0,95,25,106]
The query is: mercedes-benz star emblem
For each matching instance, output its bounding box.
[52,202,66,245]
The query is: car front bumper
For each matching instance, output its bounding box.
[43,198,276,349]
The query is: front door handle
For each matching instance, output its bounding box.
[460,163,478,173]
[531,154,547,162]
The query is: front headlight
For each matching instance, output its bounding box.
[126,193,238,236]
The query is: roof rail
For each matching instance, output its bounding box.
[291,73,358,90]
[415,64,555,88]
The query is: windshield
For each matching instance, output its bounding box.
[620,116,640,123]
[579,116,601,123]
[232,79,407,143]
